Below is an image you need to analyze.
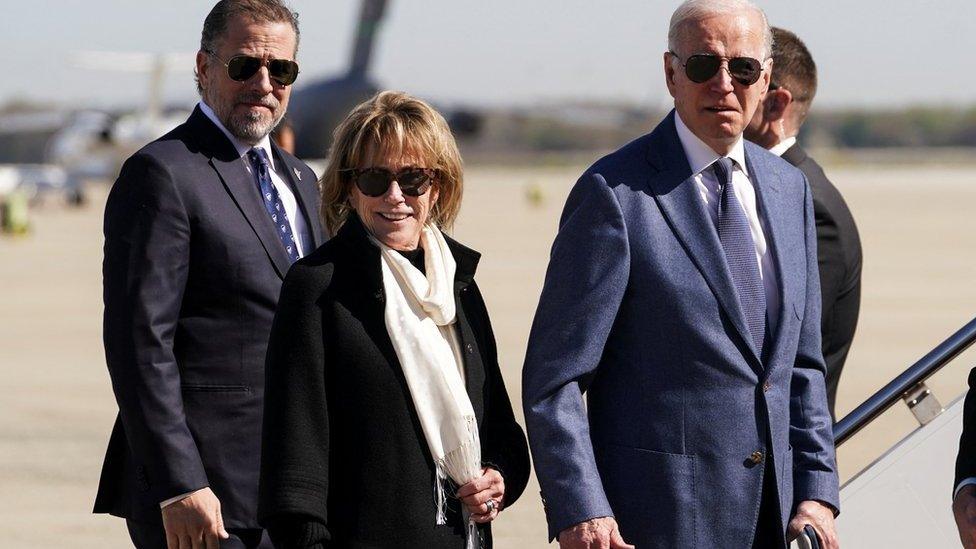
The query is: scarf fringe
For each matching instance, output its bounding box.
[435,464,449,525]
[466,518,481,549]
[433,417,483,548]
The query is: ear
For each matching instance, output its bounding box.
[664,52,678,98]
[764,88,793,122]
[195,50,211,90]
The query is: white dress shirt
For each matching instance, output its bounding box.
[674,112,781,336]
[768,135,797,158]
[957,478,976,500]
[200,102,312,257]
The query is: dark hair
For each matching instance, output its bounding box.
[195,0,300,93]
[769,27,817,123]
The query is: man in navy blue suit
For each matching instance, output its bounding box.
[94,1,323,547]
[522,1,840,547]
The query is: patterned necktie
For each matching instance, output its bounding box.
[712,157,766,354]
[247,148,300,264]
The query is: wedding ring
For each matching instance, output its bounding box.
[485,499,495,513]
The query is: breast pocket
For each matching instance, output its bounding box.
[598,444,697,548]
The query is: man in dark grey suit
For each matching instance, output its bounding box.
[522,1,840,548]
[94,1,323,547]
[745,27,862,420]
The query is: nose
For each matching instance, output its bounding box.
[383,179,405,203]
[248,65,275,95]
[710,60,735,93]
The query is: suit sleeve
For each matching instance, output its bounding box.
[810,172,862,418]
[465,282,531,508]
[258,263,332,540]
[813,193,844,344]
[102,152,208,501]
[955,369,976,492]
[789,176,841,513]
[521,173,629,540]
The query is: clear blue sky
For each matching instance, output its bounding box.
[6,1,975,111]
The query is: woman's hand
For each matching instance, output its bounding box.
[456,467,505,523]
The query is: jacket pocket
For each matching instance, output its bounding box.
[180,384,251,393]
[598,444,697,548]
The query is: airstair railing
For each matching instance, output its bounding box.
[833,316,976,447]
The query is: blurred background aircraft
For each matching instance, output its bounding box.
[0,51,191,205]
[0,0,489,205]
[289,0,483,159]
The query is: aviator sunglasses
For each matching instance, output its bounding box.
[669,51,764,86]
[342,167,437,197]
[206,51,300,86]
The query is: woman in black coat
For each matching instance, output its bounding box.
[257,91,530,549]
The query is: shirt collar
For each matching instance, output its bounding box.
[768,135,797,157]
[674,110,748,177]
[199,101,275,171]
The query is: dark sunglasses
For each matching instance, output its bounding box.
[342,167,437,197]
[207,51,300,86]
[669,51,764,86]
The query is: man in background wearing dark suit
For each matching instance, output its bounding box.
[94,1,323,547]
[745,27,862,420]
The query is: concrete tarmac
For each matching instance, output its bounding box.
[1,163,974,547]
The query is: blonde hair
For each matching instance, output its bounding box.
[319,91,464,235]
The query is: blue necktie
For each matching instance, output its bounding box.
[713,157,766,354]
[247,148,300,264]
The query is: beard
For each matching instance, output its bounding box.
[206,88,284,145]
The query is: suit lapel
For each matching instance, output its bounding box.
[644,113,759,365]
[186,108,292,279]
[211,155,293,279]
[272,144,325,247]
[744,145,790,368]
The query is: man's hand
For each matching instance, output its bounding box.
[161,487,230,549]
[558,516,634,549]
[457,467,507,524]
[787,500,839,549]
[954,484,976,548]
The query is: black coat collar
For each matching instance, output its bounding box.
[183,105,241,162]
[333,213,481,289]
[780,142,808,167]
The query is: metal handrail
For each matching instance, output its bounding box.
[833,316,976,447]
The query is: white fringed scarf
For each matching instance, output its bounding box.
[372,224,483,549]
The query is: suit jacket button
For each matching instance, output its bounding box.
[762,381,772,392]
[749,451,764,465]
[466,343,474,354]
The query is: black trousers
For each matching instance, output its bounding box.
[751,455,787,549]
[127,518,273,549]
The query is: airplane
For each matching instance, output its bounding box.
[0,52,191,206]
[288,0,481,160]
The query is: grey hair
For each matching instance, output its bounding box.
[668,0,773,59]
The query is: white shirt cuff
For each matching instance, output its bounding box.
[160,488,202,508]
[954,477,976,500]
